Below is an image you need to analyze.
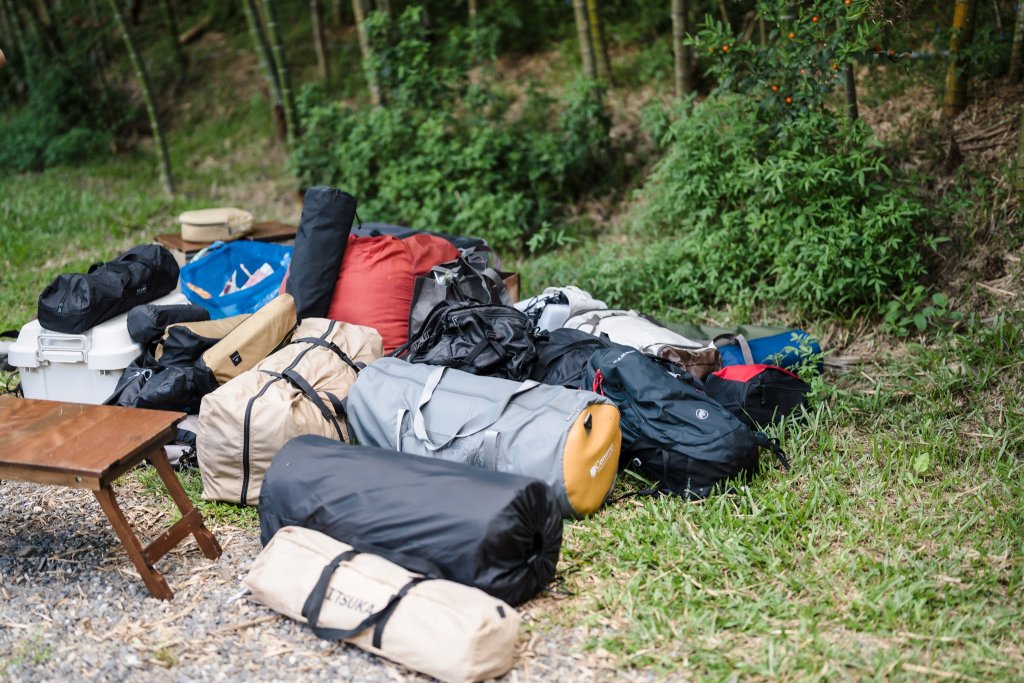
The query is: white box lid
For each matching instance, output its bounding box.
[8,290,187,370]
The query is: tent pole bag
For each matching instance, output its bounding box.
[347,358,622,518]
[259,435,563,606]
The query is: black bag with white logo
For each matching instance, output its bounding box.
[396,300,537,381]
[581,345,759,499]
[37,245,180,334]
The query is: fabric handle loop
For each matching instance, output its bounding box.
[411,366,538,450]
[301,550,428,644]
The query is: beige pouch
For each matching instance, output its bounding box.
[199,293,296,384]
[179,207,254,242]
[245,526,520,683]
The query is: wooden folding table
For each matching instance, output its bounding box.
[0,396,222,599]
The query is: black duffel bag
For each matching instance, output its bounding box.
[407,256,513,340]
[38,245,179,334]
[530,328,616,389]
[395,300,537,381]
[260,434,563,606]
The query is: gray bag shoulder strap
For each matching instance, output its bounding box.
[713,333,755,365]
[410,366,539,451]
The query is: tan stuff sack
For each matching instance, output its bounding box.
[564,308,722,380]
[158,293,297,384]
[245,526,520,683]
[178,207,254,243]
[197,317,383,505]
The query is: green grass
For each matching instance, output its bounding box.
[545,310,1024,679]
[136,466,260,529]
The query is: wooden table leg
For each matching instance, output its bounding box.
[147,448,223,561]
[93,487,174,601]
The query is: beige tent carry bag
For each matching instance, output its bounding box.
[245,526,520,683]
[197,317,382,505]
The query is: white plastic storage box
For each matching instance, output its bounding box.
[8,290,188,405]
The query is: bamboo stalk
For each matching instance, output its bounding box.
[311,0,330,88]
[106,0,175,198]
[1016,110,1024,202]
[262,0,300,144]
[586,0,613,84]
[942,0,978,119]
[672,0,694,96]
[1009,0,1024,83]
[242,0,285,140]
[468,0,477,24]
[351,0,382,106]
[837,18,858,121]
[572,0,596,79]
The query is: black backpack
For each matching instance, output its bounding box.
[581,344,761,499]
[530,328,616,389]
[395,300,537,381]
[37,245,179,334]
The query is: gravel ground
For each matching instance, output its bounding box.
[0,474,656,683]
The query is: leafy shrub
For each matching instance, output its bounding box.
[291,7,613,254]
[0,43,133,174]
[525,96,934,318]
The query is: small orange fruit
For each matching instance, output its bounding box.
[770,84,779,92]
[785,96,793,104]
[788,32,795,39]
[832,63,839,70]
[722,44,730,52]
[811,15,819,23]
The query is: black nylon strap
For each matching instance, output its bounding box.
[754,432,791,471]
[300,550,432,644]
[325,391,347,420]
[262,369,345,440]
[291,336,361,374]
[371,576,429,649]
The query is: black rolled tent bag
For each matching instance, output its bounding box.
[127,303,210,346]
[37,244,180,334]
[285,186,356,319]
[260,434,563,607]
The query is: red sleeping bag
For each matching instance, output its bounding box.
[327,234,459,353]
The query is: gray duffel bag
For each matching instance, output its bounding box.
[347,358,622,518]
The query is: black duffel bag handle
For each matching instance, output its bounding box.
[301,539,445,647]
